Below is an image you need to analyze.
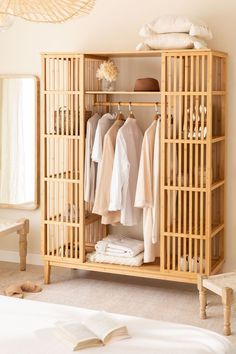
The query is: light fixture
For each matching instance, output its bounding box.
[0,0,95,23]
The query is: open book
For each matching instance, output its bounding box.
[54,311,130,351]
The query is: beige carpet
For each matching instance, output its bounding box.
[1,261,236,345]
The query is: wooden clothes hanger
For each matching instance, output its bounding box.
[154,103,161,121]
[116,102,125,121]
[128,102,135,119]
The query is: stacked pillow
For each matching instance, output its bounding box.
[136,15,212,51]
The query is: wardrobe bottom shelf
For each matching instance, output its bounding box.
[43,256,212,284]
[45,243,224,285]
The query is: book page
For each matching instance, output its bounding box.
[55,322,102,350]
[83,312,129,344]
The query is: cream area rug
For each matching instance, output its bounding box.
[0,261,236,345]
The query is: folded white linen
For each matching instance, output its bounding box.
[87,251,144,267]
[95,234,144,258]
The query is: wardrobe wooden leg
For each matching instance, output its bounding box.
[197,275,207,319]
[222,287,233,336]
[44,261,51,284]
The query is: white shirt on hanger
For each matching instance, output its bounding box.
[91,113,115,163]
[135,120,160,263]
[84,113,100,203]
[109,117,143,226]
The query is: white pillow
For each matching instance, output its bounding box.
[139,15,212,40]
[136,33,207,51]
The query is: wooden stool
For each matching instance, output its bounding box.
[0,218,29,271]
[198,273,235,336]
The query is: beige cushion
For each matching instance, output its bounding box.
[139,15,213,40]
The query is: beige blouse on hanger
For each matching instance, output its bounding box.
[92,120,124,224]
[84,113,100,203]
[135,120,160,262]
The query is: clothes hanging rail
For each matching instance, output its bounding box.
[93,101,161,108]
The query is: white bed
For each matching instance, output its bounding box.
[0,296,234,354]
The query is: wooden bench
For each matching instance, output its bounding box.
[198,273,236,336]
[0,219,29,271]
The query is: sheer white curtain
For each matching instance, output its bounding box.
[0,78,35,205]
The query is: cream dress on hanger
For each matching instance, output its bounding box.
[135,120,160,263]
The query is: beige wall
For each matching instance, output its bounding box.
[0,0,235,270]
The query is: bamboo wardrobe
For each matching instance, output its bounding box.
[41,49,227,284]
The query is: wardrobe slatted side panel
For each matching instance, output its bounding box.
[210,53,227,273]
[42,55,105,263]
[161,53,209,275]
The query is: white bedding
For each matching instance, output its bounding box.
[0,296,234,354]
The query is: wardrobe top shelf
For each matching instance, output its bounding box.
[41,49,227,59]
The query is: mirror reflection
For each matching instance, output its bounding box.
[0,76,39,209]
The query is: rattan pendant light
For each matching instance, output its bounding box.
[0,0,95,23]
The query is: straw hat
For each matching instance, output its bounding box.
[134,78,160,92]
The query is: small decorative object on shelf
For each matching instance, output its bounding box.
[96,60,118,91]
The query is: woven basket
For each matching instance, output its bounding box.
[0,0,95,23]
[54,107,92,135]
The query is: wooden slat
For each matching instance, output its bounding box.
[205,53,213,275]
[189,56,194,239]
[166,56,172,271]
[171,56,177,271]
[79,55,85,262]
[75,58,79,259]
[41,56,47,257]
[160,53,166,271]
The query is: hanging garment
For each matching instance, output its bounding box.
[91,113,115,164]
[92,120,124,224]
[84,113,100,203]
[135,120,160,263]
[109,117,143,226]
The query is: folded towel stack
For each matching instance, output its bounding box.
[87,235,144,267]
[136,15,213,51]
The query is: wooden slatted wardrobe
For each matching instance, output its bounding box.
[41,49,227,284]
